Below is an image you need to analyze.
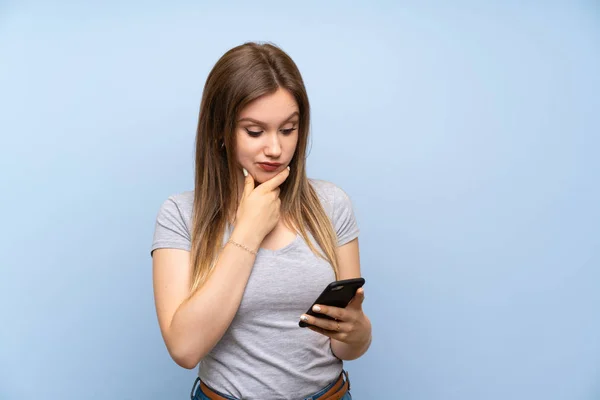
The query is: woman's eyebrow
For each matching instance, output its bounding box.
[237,111,299,125]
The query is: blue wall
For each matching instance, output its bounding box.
[1,1,598,399]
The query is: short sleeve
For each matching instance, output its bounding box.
[150,196,191,256]
[332,185,360,246]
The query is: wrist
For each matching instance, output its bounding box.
[230,224,263,251]
[359,332,372,353]
[354,316,372,352]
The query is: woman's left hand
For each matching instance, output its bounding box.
[300,288,371,347]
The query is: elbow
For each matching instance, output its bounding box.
[163,326,211,369]
[170,348,201,370]
[175,356,199,370]
[166,337,209,369]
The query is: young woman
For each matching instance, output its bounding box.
[151,41,372,400]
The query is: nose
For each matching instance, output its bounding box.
[264,133,282,158]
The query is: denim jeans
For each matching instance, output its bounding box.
[190,373,352,400]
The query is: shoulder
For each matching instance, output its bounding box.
[151,190,194,254]
[158,190,194,218]
[167,190,194,209]
[308,178,354,213]
[309,178,359,243]
[309,178,351,200]
[154,190,194,234]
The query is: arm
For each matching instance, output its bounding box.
[152,226,261,369]
[153,166,289,369]
[330,238,372,360]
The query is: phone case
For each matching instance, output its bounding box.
[299,277,365,328]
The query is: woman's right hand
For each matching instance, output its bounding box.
[234,166,290,247]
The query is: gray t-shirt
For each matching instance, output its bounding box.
[150,179,360,399]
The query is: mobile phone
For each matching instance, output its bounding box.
[299,278,366,328]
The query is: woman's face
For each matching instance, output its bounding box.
[234,87,299,184]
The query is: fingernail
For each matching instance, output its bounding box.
[300,315,308,321]
[242,168,248,177]
[312,305,321,312]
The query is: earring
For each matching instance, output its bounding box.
[219,139,225,150]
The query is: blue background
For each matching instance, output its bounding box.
[1,1,599,399]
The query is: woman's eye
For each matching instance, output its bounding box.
[245,127,297,137]
[245,128,263,137]
[281,127,298,135]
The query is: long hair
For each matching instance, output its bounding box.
[189,41,339,293]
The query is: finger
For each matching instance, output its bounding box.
[301,313,345,332]
[307,325,340,339]
[348,288,366,308]
[257,165,290,193]
[242,167,255,200]
[310,304,346,321]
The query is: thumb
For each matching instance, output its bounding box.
[349,288,366,308]
[242,167,255,200]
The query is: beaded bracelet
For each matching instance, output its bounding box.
[226,239,258,256]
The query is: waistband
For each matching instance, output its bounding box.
[191,370,350,400]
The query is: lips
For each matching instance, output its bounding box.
[257,162,282,172]
[258,162,282,167]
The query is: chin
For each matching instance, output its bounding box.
[253,167,280,179]
[252,172,270,183]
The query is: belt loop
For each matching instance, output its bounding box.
[190,377,200,399]
[342,370,350,392]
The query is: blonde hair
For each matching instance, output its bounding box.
[189,42,339,293]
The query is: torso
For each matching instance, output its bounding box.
[152,179,359,399]
[259,221,298,251]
